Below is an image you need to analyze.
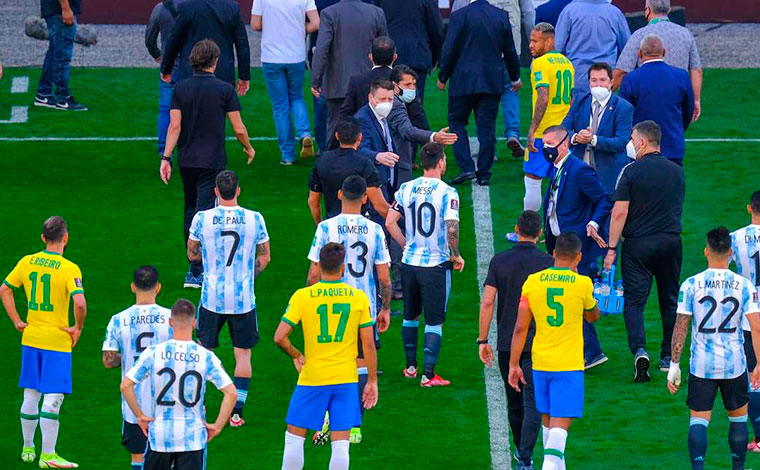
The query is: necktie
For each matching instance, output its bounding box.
[381,118,395,185]
[584,101,602,168]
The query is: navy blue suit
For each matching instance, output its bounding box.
[355,103,397,201]
[619,60,694,164]
[372,0,443,102]
[561,93,633,195]
[542,154,612,359]
[438,0,521,182]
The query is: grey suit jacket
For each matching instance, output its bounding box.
[311,0,388,100]
[388,96,432,171]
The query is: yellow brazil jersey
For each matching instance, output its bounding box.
[531,51,574,138]
[282,280,374,386]
[3,251,84,353]
[521,267,595,372]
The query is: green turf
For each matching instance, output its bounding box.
[0,67,757,470]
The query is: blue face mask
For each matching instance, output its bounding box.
[399,88,417,104]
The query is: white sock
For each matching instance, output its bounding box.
[542,425,550,448]
[281,431,305,470]
[542,427,568,470]
[20,389,41,447]
[329,440,350,470]
[524,176,543,211]
[40,394,63,455]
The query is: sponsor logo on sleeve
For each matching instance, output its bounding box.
[451,199,459,210]
[74,278,83,288]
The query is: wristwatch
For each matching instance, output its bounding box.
[476,338,488,345]
[607,246,618,251]
[161,155,172,164]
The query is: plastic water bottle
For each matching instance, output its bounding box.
[615,280,624,298]
[600,283,611,296]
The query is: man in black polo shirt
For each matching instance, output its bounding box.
[604,120,685,383]
[477,210,553,470]
[307,118,389,225]
[160,39,255,288]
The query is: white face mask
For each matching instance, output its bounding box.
[590,86,611,102]
[626,140,636,159]
[399,88,416,104]
[373,101,393,119]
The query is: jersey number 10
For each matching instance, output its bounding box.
[552,70,572,106]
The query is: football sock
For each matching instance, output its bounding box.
[524,176,542,211]
[40,393,64,454]
[688,417,709,470]
[542,427,567,470]
[749,392,760,439]
[357,367,368,417]
[329,440,350,470]
[401,320,419,368]
[281,431,305,470]
[728,415,748,470]
[422,324,442,378]
[132,463,142,470]
[233,376,250,416]
[542,425,550,448]
[20,388,41,448]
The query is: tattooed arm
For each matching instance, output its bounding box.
[255,242,271,277]
[446,219,465,271]
[376,263,392,333]
[670,313,691,364]
[102,350,122,369]
[187,239,201,262]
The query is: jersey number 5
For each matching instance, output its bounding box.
[546,288,564,327]
[316,303,351,343]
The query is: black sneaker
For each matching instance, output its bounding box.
[55,96,88,111]
[634,348,651,383]
[34,94,57,109]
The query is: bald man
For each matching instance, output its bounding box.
[619,34,694,166]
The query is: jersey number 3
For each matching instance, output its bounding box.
[546,288,564,327]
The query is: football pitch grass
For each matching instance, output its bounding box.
[0,67,758,469]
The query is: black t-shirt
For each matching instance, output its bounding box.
[171,72,241,169]
[308,147,381,219]
[614,152,685,239]
[42,0,82,18]
[484,242,553,352]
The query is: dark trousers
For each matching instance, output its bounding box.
[413,68,428,104]
[498,351,540,464]
[621,233,682,359]
[180,167,221,276]
[325,97,344,151]
[448,93,500,181]
[37,15,76,101]
[144,447,204,470]
[546,231,604,359]
[313,94,328,154]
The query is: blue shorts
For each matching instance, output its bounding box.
[286,383,361,431]
[533,369,584,418]
[19,346,72,394]
[523,137,552,178]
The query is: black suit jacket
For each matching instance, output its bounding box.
[161,0,250,86]
[372,0,443,72]
[339,66,393,121]
[438,0,520,97]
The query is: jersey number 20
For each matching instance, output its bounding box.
[156,368,202,407]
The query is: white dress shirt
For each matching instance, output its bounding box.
[571,92,611,147]
[548,154,600,237]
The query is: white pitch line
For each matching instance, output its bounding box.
[0,106,29,124]
[469,137,512,470]
[11,76,30,94]
[0,136,757,143]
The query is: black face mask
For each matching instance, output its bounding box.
[543,132,568,163]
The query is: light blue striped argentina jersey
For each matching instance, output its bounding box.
[677,268,760,379]
[102,304,173,424]
[731,225,760,331]
[307,213,391,320]
[392,176,459,267]
[189,205,269,314]
[126,339,233,453]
